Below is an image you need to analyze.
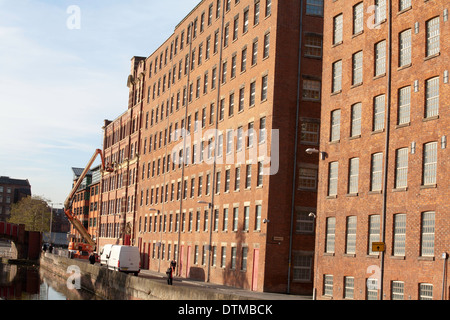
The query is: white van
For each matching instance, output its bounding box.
[99,244,113,266]
[107,245,140,276]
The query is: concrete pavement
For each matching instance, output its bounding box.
[138,268,312,300]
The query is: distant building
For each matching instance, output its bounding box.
[0,176,32,222]
[68,166,101,247]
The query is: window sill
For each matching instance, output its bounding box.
[397,63,412,72]
[396,122,410,129]
[420,184,437,189]
[424,52,440,61]
[423,115,439,122]
[392,187,408,192]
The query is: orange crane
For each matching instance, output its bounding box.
[64,149,113,258]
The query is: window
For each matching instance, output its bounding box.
[330,109,341,142]
[346,216,357,254]
[348,158,359,194]
[352,51,363,85]
[344,277,355,299]
[399,0,411,12]
[324,275,333,297]
[375,0,386,24]
[245,164,252,188]
[325,217,336,253]
[300,120,320,144]
[250,81,256,106]
[221,246,226,268]
[398,86,411,125]
[243,206,249,230]
[235,166,241,190]
[399,29,411,67]
[222,208,228,231]
[254,1,260,25]
[368,215,380,255]
[257,161,264,187]
[419,284,433,300]
[243,8,249,33]
[423,142,437,185]
[353,2,363,35]
[232,207,239,231]
[421,211,435,257]
[241,47,247,72]
[305,34,322,58]
[371,153,383,191]
[296,210,315,233]
[425,77,439,118]
[298,167,318,190]
[265,0,272,17]
[375,40,386,76]
[351,103,362,137]
[332,60,342,93]
[426,17,440,57]
[302,79,321,101]
[293,254,312,281]
[393,214,406,256]
[306,0,323,16]
[263,33,270,58]
[395,148,408,188]
[373,94,385,132]
[241,247,248,271]
[328,162,338,196]
[251,39,258,65]
[261,75,268,101]
[255,205,262,231]
[391,281,404,300]
[259,117,266,143]
[333,14,343,45]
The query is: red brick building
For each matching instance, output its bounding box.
[315,0,449,299]
[98,0,323,295]
[0,176,32,222]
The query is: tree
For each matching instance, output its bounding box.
[8,196,51,232]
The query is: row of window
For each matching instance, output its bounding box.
[323,275,434,300]
[332,14,442,92]
[330,76,442,143]
[324,211,436,257]
[148,0,272,81]
[137,203,263,234]
[327,141,439,196]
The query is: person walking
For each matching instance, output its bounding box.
[166,265,173,285]
[89,253,96,265]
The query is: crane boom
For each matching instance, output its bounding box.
[64,149,113,251]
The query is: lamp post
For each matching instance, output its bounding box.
[149,208,162,272]
[198,201,212,282]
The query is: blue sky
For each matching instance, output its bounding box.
[0,0,200,206]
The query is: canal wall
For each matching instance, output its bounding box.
[39,253,253,300]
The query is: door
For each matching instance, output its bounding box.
[252,249,259,291]
[186,246,191,278]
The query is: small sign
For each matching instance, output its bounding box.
[372,242,385,252]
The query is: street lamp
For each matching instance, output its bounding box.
[198,200,213,282]
[149,208,163,272]
[305,148,327,160]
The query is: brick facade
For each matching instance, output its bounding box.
[97,0,323,295]
[316,0,449,300]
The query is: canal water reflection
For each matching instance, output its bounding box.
[0,262,102,300]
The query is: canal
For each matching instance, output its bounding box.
[0,262,102,300]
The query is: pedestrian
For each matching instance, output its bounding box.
[89,253,96,265]
[170,259,177,272]
[166,265,173,285]
[42,243,47,252]
[48,244,53,253]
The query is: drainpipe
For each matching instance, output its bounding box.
[177,21,194,277]
[379,0,393,301]
[287,0,304,294]
[206,0,226,283]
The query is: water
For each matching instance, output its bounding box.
[0,262,101,300]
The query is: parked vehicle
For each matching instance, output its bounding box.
[107,245,140,276]
[99,244,113,266]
